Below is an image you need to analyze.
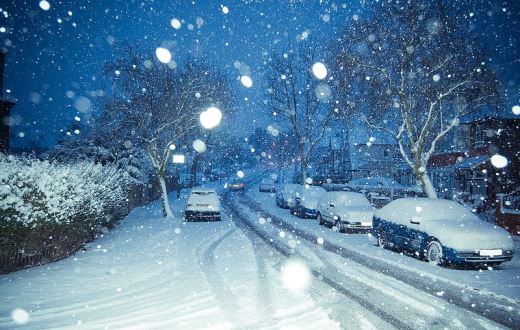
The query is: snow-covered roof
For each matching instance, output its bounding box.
[454,155,490,170]
[0,97,16,105]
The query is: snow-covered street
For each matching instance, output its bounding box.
[1,187,518,329]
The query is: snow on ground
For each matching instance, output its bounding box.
[246,188,520,303]
[0,194,340,329]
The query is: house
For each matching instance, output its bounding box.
[0,49,16,153]
[426,116,520,209]
[314,129,352,183]
[351,143,402,180]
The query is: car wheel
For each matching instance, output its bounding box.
[426,240,443,265]
[317,213,324,226]
[377,228,388,248]
[333,219,342,232]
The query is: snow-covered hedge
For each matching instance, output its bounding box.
[0,154,131,255]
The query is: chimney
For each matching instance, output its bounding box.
[0,49,5,97]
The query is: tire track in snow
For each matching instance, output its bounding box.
[195,226,241,326]
[223,204,276,318]
[224,194,409,330]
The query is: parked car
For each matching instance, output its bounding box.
[317,191,374,232]
[259,177,276,192]
[346,177,422,208]
[290,185,326,218]
[276,183,300,208]
[184,188,221,221]
[372,198,514,267]
[227,180,245,191]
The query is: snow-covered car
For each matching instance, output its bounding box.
[290,185,326,219]
[317,191,374,232]
[372,198,514,266]
[276,183,300,208]
[184,188,221,221]
[227,180,245,191]
[346,177,422,207]
[259,178,276,192]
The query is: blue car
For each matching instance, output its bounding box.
[372,198,514,267]
[276,183,300,208]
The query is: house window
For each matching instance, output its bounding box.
[471,170,487,197]
[474,126,486,146]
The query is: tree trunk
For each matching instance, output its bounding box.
[418,171,438,199]
[299,144,306,184]
[300,162,307,184]
[190,153,200,187]
[159,176,173,217]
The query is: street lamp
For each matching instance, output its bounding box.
[200,106,222,129]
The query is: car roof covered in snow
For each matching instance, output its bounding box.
[375,198,478,224]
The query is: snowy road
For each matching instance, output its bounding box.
[0,189,517,329]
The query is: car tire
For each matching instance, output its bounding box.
[377,228,388,248]
[318,213,324,226]
[333,219,342,232]
[426,240,443,265]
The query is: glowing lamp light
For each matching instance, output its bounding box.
[200,107,222,129]
[172,154,185,164]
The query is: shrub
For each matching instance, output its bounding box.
[0,153,131,256]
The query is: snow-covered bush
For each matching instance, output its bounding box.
[0,153,131,255]
[46,140,155,187]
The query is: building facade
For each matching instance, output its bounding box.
[0,49,15,154]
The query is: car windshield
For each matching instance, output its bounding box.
[344,197,371,208]
[1,1,518,329]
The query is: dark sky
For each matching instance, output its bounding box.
[1,0,518,148]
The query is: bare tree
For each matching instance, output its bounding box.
[264,44,335,183]
[333,1,499,198]
[100,45,232,217]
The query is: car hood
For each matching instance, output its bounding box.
[422,220,514,251]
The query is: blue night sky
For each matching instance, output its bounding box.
[1,0,518,148]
